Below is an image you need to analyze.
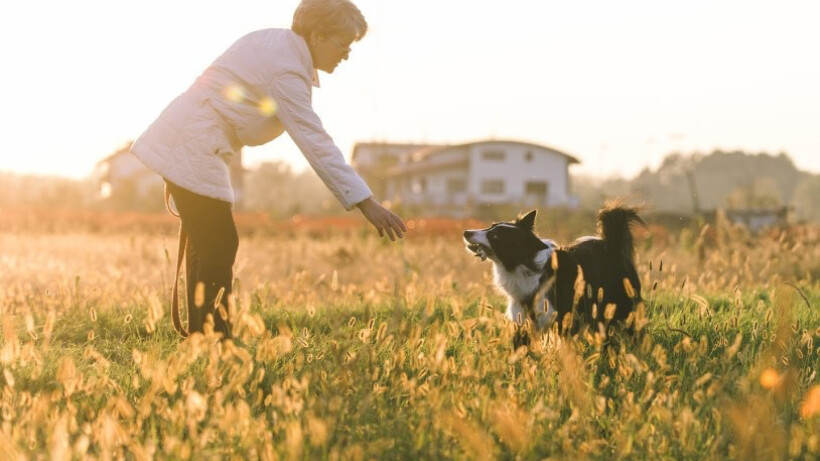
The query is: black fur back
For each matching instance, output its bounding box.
[548,203,644,332]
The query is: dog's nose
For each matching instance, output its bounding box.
[463,230,474,239]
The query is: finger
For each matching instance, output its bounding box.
[386,211,406,230]
[376,225,384,237]
[392,220,404,239]
[389,215,405,237]
[384,225,396,241]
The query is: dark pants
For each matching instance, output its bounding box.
[166,180,237,338]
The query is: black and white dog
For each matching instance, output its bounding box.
[463,204,644,339]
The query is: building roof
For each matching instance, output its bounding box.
[412,139,581,164]
[382,139,581,177]
[351,142,445,163]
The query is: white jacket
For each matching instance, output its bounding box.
[131,29,372,210]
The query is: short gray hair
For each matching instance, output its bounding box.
[292,0,368,41]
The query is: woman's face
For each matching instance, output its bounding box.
[311,32,356,73]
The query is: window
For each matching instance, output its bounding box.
[447,178,467,194]
[481,180,505,194]
[525,181,548,196]
[481,150,506,161]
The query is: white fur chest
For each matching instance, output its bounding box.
[493,264,541,301]
[491,248,555,329]
[491,247,552,300]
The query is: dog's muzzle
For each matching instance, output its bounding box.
[466,243,490,261]
[463,230,491,261]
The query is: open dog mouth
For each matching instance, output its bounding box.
[465,242,491,261]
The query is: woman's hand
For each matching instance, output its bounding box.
[356,197,407,241]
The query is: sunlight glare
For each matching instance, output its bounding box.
[223,84,247,103]
[258,97,277,116]
[760,368,780,389]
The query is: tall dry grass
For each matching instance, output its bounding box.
[0,211,818,459]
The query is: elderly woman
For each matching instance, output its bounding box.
[131,0,405,338]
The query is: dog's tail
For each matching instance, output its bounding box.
[597,201,645,264]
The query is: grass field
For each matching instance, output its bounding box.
[1,210,819,460]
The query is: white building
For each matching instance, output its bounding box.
[352,139,580,216]
[351,142,444,199]
[95,144,162,201]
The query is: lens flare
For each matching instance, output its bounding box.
[800,385,820,419]
[223,85,247,103]
[223,84,276,116]
[759,368,780,389]
[258,97,277,116]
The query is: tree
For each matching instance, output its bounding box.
[725,177,782,209]
[243,161,338,217]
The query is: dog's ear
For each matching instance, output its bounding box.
[516,210,537,230]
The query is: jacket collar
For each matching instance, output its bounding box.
[291,30,321,88]
[312,69,321,88]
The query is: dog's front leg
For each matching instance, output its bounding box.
[506,300,531,349]
[505,299,526,325]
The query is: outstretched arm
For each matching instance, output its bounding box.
[267,72,373,210]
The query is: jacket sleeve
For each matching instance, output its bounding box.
[266,71,373,211]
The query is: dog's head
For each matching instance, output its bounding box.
[463,210,553,271]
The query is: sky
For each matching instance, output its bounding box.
[1,0,818,180]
